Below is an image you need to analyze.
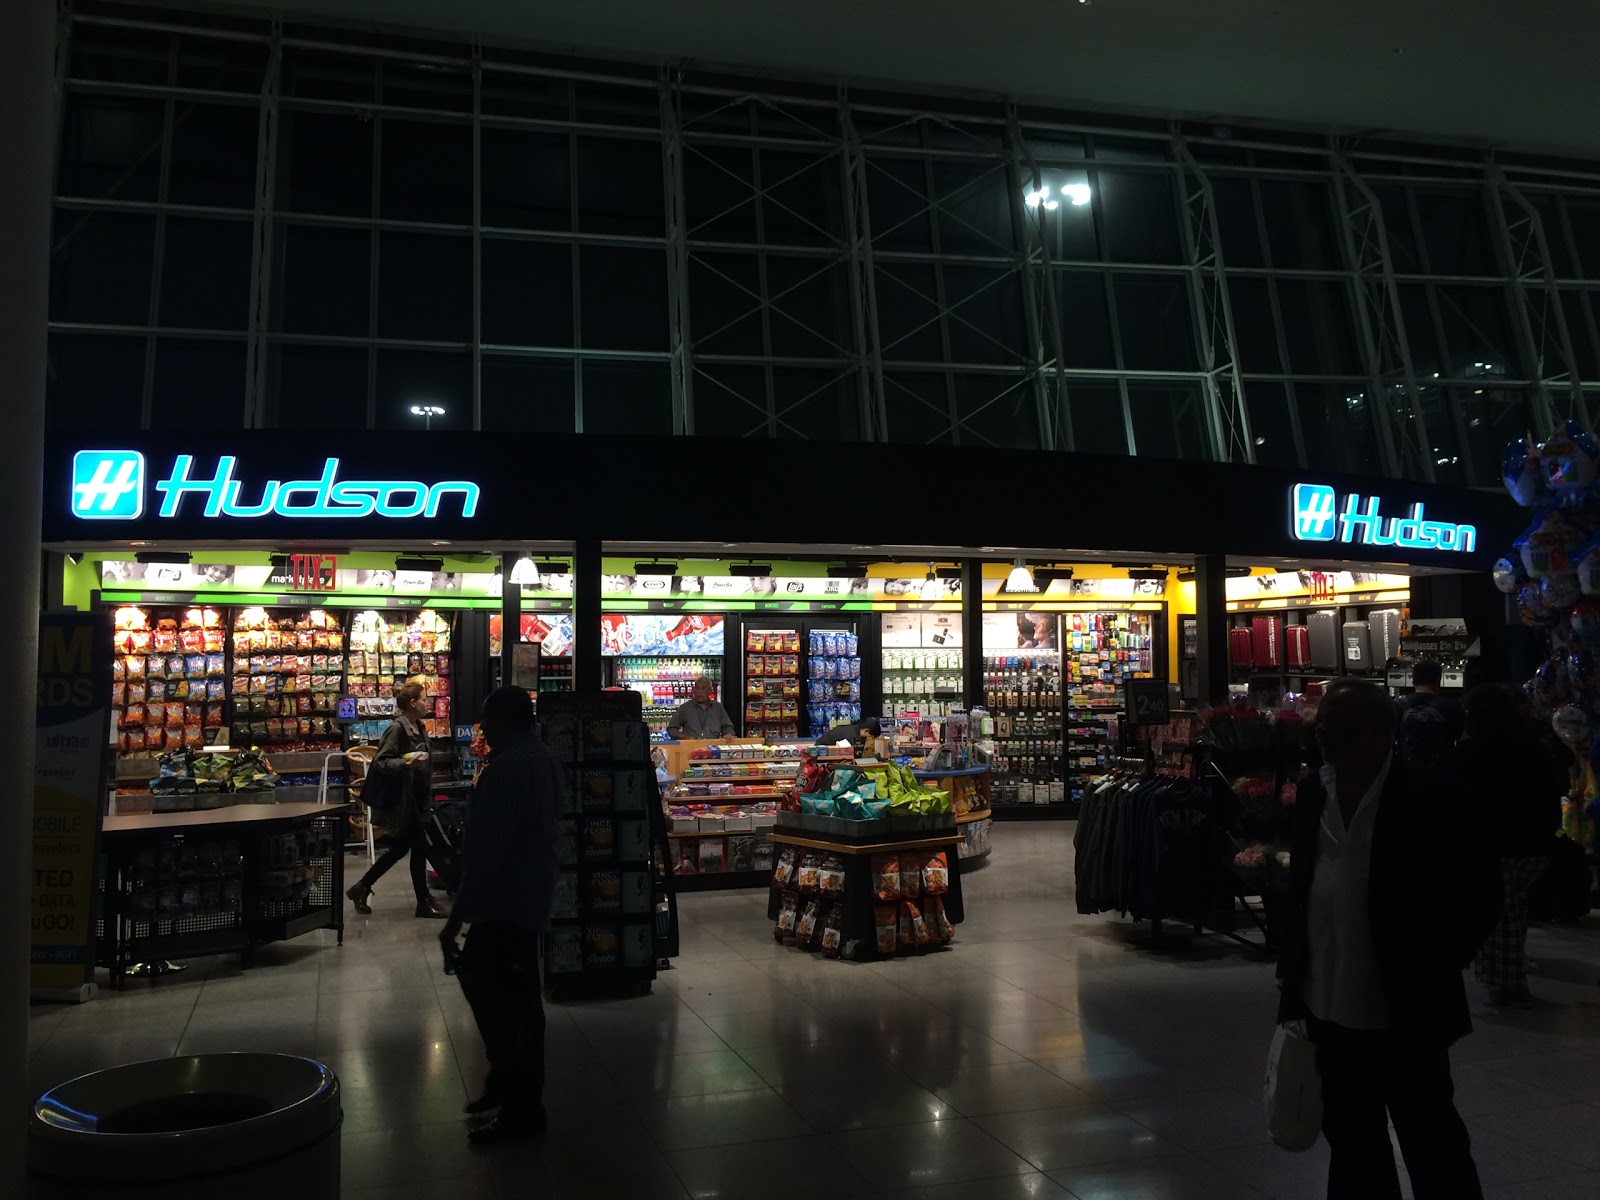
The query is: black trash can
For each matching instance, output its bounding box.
[29,1053,341,1199]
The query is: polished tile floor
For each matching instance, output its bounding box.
[27,825,1600,1199]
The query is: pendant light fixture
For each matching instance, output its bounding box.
[1005,558,1037,593]
[919,565,943,601]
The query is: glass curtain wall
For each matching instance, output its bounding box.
[47,8,1600,484]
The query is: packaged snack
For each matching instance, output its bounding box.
[204,703,224,728]
[823,631,840,656]
[900,855,922,899]
[818,854,846,897]
[796,852,821,893]
[776,891,799,934]
[745,701,763,726]
[112,658,127,682]
[170,680,190,701]
[127,727,146,751]
[809,630,822,656]
[871,854,900,901]
[772,846,796,886]
[207,679,225,700]
[898,903,915,946]
[124,704,145,728]
[747,630,766,653]
[183,654,204,678]
[874,905,897,954]
[796,899,820,944]
[820,905,843,957]
[922,851,949,894]
[927,894,955,941]
[906,900,930,945]
[784,631,801,653]
[128,655,147,679]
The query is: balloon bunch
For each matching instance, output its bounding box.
[1497,421,1600,786]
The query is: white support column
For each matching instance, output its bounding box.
[1,0,52,1182]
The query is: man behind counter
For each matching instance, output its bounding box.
[666,676,736,739]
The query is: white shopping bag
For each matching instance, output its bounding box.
[1263,1021,1322,1152]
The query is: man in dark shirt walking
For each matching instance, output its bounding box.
[440,685,564,1145]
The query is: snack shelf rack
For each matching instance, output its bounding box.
[766,826,965,961]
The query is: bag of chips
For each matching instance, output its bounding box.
[818,854,846,897]
[874,905,897,954]
[776,891,799,935]
[871,854,900,901]
[898,904,915,946]
[796,852,821,893]
[927,894,955,941]
[820,905,844,957]
[899,855,922,899]
[906,900,930,945]
[772,846,796,887]
[922,851,949,895]
[796,899,821,945]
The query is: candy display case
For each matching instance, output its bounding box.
[664,741,797,889]
[111,604,228,762]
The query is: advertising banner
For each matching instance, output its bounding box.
[599,613,725,656]
[31,612,111,998]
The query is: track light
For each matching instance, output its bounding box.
[1005,559,1037,593]
[394,555,445,572]
[633,561,678,575]
[730,563,773,577]
[919,566,943,601]
[135,551,192,565]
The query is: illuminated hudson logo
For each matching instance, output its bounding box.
[71,450,146,520]
[1290,483,1476,553]
[69,452,480,521]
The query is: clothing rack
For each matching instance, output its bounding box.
[1075,723,1270,953]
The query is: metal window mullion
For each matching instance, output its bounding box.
[569,85,583,433]
[660,72,694,435]
[1556,195,1600,390]
[366,64,383,430]
[1013,122,1073,451]
[243,27,281,428]
[1001,109,1054,452]
[1172,133,1249,464]
[1084,139,1136,454]
[471,50,482,430]
[141,42,181,428]
[918,131,960,444]
[1488,163,1586,428]
[1403,187,1479,483]
[1329,154,1407,478]
[1248,172,1307,466]
[749,106,778,437]
[838,91,887,440]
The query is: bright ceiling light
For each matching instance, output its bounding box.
[1061,183,1091,206]
[1006,559,1037,593]
[508,557,540,585]
[409,404,446,416]
[1024,188,1046,208]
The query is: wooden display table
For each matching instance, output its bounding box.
[766,826,965,961]
[98,803,355,985]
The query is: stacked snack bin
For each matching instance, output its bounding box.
[1064,611,1153,803]
[806,627,862,736]
[743,629,803,740]
[664,742,794,888]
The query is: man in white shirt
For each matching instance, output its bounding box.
[1277,679,1499,1200]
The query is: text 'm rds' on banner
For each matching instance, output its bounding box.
[32,612,111,997]
[70,450,480,521]
[1290,482,1477,554]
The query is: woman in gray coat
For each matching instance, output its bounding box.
[346,681,448,918]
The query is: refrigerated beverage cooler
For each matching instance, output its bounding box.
[740,619,861,739]
[601,613,728,739]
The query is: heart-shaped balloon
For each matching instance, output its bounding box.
[1505,436,1548,507]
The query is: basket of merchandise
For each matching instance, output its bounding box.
[778,754,954,839]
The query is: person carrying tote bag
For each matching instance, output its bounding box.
[346,680,449,918]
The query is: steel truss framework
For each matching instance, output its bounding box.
[43,5,1600,484]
